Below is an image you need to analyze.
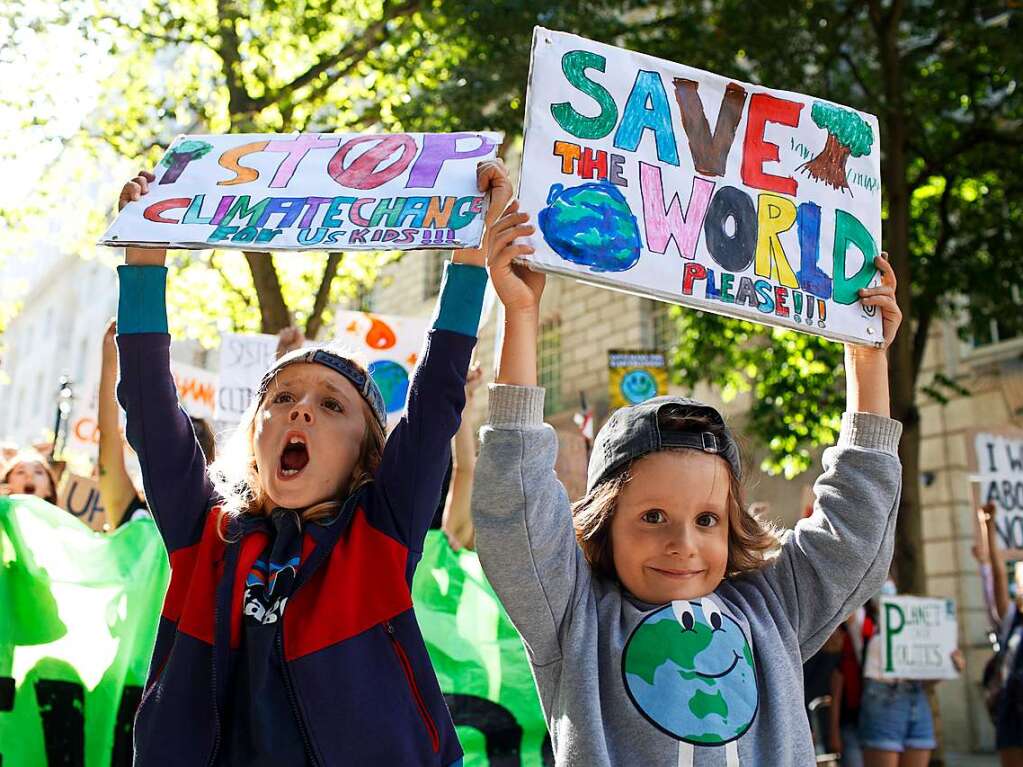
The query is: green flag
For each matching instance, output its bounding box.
[412,531,551,766]
[0,495,169,767]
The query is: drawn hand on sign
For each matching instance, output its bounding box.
[119,170,167,266]
[855,253,901,349]
[487,201,546,317]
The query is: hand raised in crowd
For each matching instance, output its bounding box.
[102,319,118,373]
[275,325,306,360]
[486,200,545,318]
[465,362,483,400]
[119,169,167,267]
[856,252,902,350]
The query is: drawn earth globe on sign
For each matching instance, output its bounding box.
[620,369,659,405]
[538,180,642,272]
[622,599,758,744]
[368,360,410,414]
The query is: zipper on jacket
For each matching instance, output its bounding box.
[384,621,440,753]
[277,630,321,767]
[205,601,223,767]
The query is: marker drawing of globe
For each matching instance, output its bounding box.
[620,369,658,405]
[622,599,758,744]
[538,180,641,273]
[368,360,409,414]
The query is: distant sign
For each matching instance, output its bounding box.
[172,361,217,421]
[214,333,278,425]
[608,350,668,410]
[100,131,502,251]
[519,28,883,346]
[971,429,1023,560]
[879,595,958,680]
[58,474,107,532]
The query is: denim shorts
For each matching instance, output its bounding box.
[858,679,936,752]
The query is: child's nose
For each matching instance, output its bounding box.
[666,526,697,556]
[289,402,314,424]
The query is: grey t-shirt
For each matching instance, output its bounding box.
[472,385,902,766]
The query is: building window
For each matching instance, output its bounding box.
[422,252,445,300]
[967,286,1022,348]
[538,316,563,416]
[650,301,676,354]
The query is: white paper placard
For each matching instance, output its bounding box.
[100,132,503,252]
[215,332,279,424]
[519,28,884,346]
[879,596,959,680]
[972,431,1023,560]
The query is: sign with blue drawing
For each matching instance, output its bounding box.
[518,28,884,347]
[608,350,668,410]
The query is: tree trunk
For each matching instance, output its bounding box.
[244,251,292,333]
[305,252,342,340]
[876,6,926,595]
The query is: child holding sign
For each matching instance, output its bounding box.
[472,203,903,765]
[115,161,508,766]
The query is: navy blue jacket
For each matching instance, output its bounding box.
[117,262,486,766]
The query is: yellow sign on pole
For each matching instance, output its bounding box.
[608,350,668,410]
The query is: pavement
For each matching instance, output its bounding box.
[944,754,998,766]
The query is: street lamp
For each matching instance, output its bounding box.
[51,375,74,460]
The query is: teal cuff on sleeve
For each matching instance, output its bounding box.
[432,261,488,337]
[117,265,169,334]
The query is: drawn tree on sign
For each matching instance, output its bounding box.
[798,102,873,193]
[158,139,213,184]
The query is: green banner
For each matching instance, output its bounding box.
[413,531,551,766]
[0,495,169,767]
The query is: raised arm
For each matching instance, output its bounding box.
[115,170,214,550]
[979,502,1012,621]
[744,255,904,657]
[370,161,508,554]
[97,319,139,528]
[441,364,482,551]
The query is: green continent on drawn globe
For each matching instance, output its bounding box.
[538,180,642,272]
[623,599,758,745]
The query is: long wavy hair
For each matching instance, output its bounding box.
[210,356,386,537]
[572,406,780,583]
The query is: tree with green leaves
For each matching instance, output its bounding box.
[799,102,873,192]
[417,0,1023,593]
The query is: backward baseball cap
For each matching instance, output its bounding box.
[586,396,742,494]
[256,345,387,430]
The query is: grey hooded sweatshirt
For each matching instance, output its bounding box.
[471,384,902,766]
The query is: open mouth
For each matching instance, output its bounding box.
[24,483,37,495]
[278,433,310,479]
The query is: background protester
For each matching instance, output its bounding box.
[440,362,482,551]
[977,504,1023,766]
[1,450,59,504]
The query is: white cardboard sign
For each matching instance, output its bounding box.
[100,132,502,251]
[879,596,958,680]
[972,431,1023,560]
[519,28,884,346]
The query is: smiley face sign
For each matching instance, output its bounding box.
[622,597,758,744]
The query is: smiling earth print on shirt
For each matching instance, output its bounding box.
[622,597,758,747]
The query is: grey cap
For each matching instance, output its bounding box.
[586,396,741,493]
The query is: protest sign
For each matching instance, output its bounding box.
[0,496,169,766]
[608,350,668,409]
[519,28,884,346]
[970,428,1023,560]
[100,132,502,252]
[334,309,430,427]
[214,332,279,424]
[58,473,107,532]
[413,531,550,766]
[878,595,959,680]
[171,361,217,421]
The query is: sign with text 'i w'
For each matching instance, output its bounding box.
[100,132,502,252]
[519,28,884,347]
[971,429,1023,560]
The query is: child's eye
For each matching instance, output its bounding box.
[323,398,343,413]
[696,513,719,528]
[641,510,667,524]
[273,392,295,404]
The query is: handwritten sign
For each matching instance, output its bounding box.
[100,131,503,252]
[172,361,217,421]
[214,333,278,424]
[971,429,1023,560]
[58,474,107,532]
[879,595,958,680]
[519,28,884,346]
[334,309,430,428]
[608,350,668,410]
